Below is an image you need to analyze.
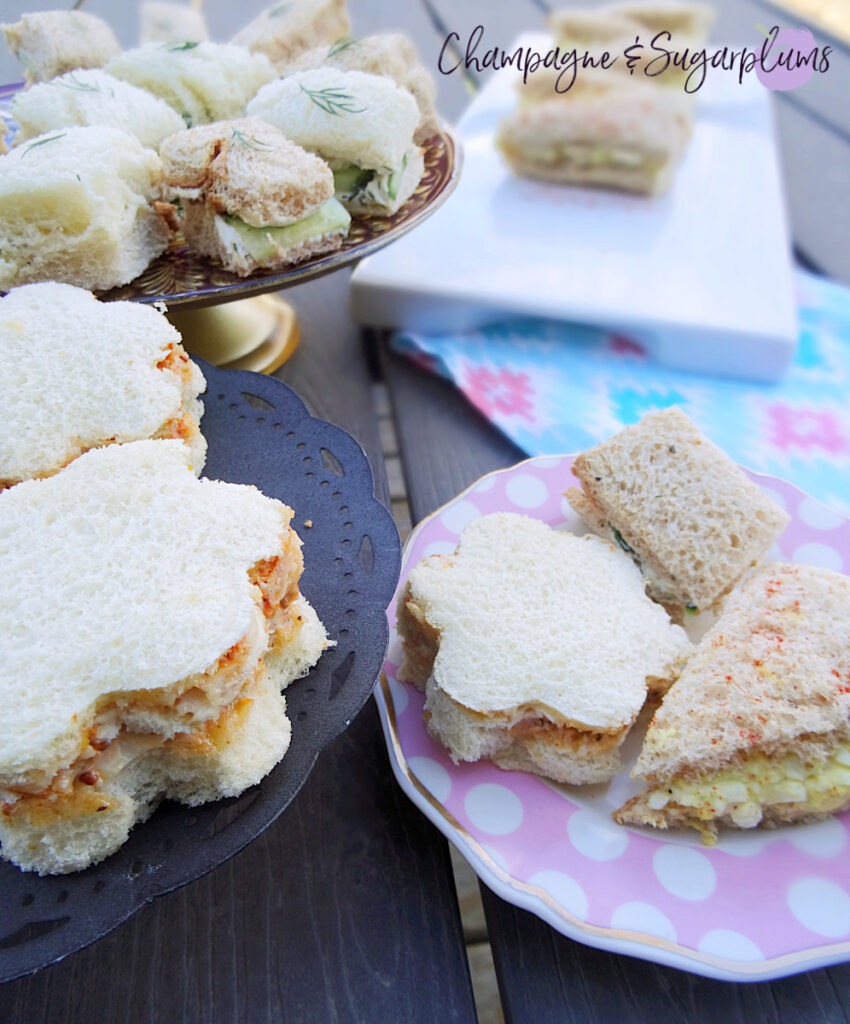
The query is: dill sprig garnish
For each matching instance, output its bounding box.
[231,128,273,151]
[53,73,100,92]
[299,84,366,116]
[21,132,67,156]
[267,3,290,16]
[327,36,358,58]
[163,41,200,51]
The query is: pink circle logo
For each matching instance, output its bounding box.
[756,25,819,91]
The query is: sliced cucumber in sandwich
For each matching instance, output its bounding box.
[217,197,351,263]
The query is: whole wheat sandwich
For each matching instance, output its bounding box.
[0,439,330,875]
[247,67,424,216]
[616,562,850,844]
[396,513,692,784]
[2,10,120,83]
[105,41,276,128]
[566,408,790,615]
[497,69,694,196]
[231,0,351,70]
[0,125,174,292]
[159,118,351,276]
[0,282,206,489]
[10,68,187,150]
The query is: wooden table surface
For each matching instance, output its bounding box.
[1,0,848,1021]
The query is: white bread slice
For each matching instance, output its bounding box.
[397,513,692,784]
[11,69,186,150]
[246,67,420,174]
[616,563,850,843]
[607,1,715,40]
[140,1,209,44]
[0,125,173,292]
[159,118,334,227]
[566,408,790,613]
[105,41,276,128]
[286,34,440,143]
[0,282,206,487]
[0,439,299,785]
[2,11,120,83]
[232,0,351,69]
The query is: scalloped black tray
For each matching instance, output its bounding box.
[0,363,401,983]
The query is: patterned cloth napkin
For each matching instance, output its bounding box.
[393,270,850,515]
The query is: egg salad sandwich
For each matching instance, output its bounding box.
[140,1,209,45]
[0,439,330,875]
[10,69,186,150]
[0,282,206,489]
[285,33,440,143]
[0,125,174,292]
[397,513,692,785]
[231,0,351,70]
[497,69,693,196]
[2,10,120,83]
[247,67,424,217]
[105,41,276,128]
[616,562,850,844]
[566,408,790,615]
[159,118,351,276]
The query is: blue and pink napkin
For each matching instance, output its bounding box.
[393,270,850,514]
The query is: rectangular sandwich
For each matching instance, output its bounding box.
[397,512,692,785]
[566,408,790,615]
[159,117,351,276]
[0,439,330,874]
[0,125,174,292]
[616,563,850,844]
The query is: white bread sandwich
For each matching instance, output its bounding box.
[159,118,350,276]
[615,562,850,844]
[2,10,120,83]
[0,125,174,292]
[0,282,206,489]
[10,69,186,150]
[497,70,693,196]
[247,67,424,217]
[231,0,351,70]
[105,41,276,128]
[140,1,209,45]
[566,408,790,614]
[285,34,440,143]
[396,513,692,785]
[0,439,330,875]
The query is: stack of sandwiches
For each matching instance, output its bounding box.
[397,408,850,845]
[0,439,329,875]
[0,281,332,875]
[497,0,714,195]
[0,2,437,289]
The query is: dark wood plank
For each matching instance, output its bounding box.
[480,886,850,1024]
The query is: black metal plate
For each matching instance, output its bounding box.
[0,362,400,983]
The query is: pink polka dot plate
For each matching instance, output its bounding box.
[376,455,850,982]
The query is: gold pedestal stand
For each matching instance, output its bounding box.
[166,294,300,374]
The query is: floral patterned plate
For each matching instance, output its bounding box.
[377,455,850,982]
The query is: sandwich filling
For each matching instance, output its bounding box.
[331,147,417,211]
[0,527,303,826]
[212,196,350,264]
